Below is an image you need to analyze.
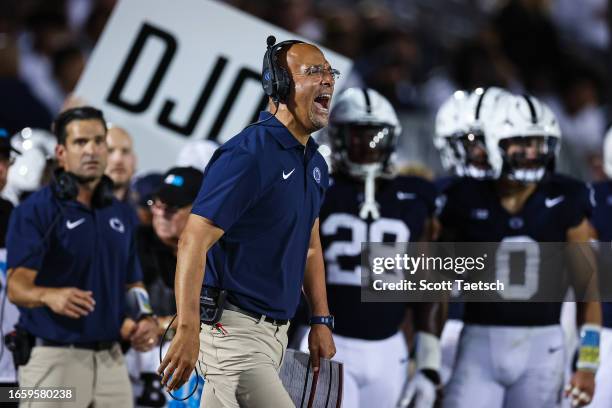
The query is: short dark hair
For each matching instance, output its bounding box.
[52,106,107,145]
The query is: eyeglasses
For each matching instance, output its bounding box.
[294,65,341,81]
[148,199,181,216]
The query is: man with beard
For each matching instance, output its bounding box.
[159,37,337,407]
[106,125,136,202]
[6,107,158,407]
[298,87,443,408]
[137,167,203,332]
[127,167,204,407]
[440,94,601,408]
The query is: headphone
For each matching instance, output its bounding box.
[261,35,304,104]
[0,171,114,364]
[52,169,115,208]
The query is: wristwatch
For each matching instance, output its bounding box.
[309,315,334,331]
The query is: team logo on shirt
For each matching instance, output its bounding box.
[109,218,125,233]
[313,167,321,184]
[544,196,564,208]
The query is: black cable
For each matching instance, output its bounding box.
[242,104,279,131]
[158,314,202,401]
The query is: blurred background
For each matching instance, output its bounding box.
[0,0,610,181]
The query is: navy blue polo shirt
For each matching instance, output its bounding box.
[192,111,328,320]
[7,186,142,343]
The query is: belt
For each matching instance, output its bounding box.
[224,302,289,326]
[37,338,116,351]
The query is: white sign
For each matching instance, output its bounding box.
[75,0,353,172]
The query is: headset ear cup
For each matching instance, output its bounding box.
[92,176,115,208]
[276,66,291,103]
[262,39,304,104]
[262,50,275,98]
[53,171,79,201]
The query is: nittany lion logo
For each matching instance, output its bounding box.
[313,167,321,184]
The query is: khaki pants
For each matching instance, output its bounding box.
[18,343,133,408]
[199,309,295,408]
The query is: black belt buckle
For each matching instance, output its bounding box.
[200,286,227,325]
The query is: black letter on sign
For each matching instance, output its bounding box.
[207,68,268,141]
[157,56,228,136]
[107,23,177,113]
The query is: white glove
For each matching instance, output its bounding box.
[397,371,437,408]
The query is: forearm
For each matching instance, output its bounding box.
[303,248,330,316]
[413,302,447,336]
[576,301,602,328]
[7,268,50,308]
[174,215,224,332]
[174,236,206,331]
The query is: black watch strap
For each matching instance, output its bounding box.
[309,315,334,330]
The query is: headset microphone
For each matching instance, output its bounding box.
[267,35,276,47]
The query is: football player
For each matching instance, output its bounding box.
[586,126,612,408]
[440,93,601,408]
[299,88,443,408]
[433,87,511,385]
[434,87,509,182]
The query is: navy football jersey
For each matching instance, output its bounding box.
[439,173,592,326]
[434,175,458,195]
[590,181,612,328]
[435,175,465,321]
[322,173,436,340]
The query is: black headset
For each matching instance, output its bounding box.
[52,169,115,208]
[0,171,114,365]
[261,35,304,104]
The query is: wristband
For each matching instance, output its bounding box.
[126,287,154,321]
[415,331,441,380]
[577,324,600,372]
[309,315,334,331]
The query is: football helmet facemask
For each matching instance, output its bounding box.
[435,87,510,179]
[328,87,401,178]
[485,94,561,183]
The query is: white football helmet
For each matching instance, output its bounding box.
[604,126,612,179]
[175,139,219,173]
[434,90,470,174]
[328,87,401,177]
[5,127,57,203]
[435,87,510,179]
[328,88,401,220]
[484,94,561,182]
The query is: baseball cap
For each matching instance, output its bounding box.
[0,128,20,159]
[130,172,163,208]
[156,167,204,208]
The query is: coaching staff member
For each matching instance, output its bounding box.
[159,37,337,407]
[7,107,158,407]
